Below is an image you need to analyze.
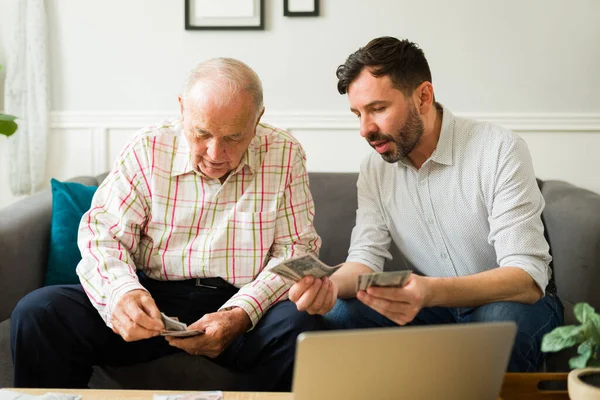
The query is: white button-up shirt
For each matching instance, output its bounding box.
[347,106,551,294]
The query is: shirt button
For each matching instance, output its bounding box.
[420,179,426,186]
[428,218,434,224]
[441,253,447,259]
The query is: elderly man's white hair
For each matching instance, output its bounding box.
[183,58,264,114]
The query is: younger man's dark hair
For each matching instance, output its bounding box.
[336,37,433,97]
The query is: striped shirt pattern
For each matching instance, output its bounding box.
[347,106,552,293]
[76,120,321,327]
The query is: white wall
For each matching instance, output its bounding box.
[1,0,599,208]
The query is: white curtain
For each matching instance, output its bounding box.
[4,0,49,195]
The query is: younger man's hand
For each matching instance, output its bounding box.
[289,276,338,315]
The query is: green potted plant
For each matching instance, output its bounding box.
[542,302,600,399]
[0,113,17,137]
[0,65,18,137]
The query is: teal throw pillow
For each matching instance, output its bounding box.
[45,178,98,286]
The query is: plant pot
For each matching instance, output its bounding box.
[568,368,600,399]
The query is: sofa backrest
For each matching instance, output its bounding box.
[308,173,358,266]
[91,172,600,327]
[540,180,600,325]
[308,172,406,270]
[309,173,600,327]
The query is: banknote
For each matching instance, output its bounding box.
[161,313,187,331]
[160,330,204,338]
[356,270,412,291]
[153,391,222,400]
[160,312,204,337]
[270,254,343,282]
[0,389,81,400]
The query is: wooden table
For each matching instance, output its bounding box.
[7,389,290,399]
[11,373,572,399]
[500,373,570,400]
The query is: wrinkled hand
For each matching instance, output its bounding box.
[111,289,164,342]
[289,276,338,315]
[357,274,429,325]
[166,308,251,358]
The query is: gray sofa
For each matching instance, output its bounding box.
[1,173,600,389]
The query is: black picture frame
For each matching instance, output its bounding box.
[185,0,264,30]
[284,0,319,17]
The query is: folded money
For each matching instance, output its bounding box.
[161,312,187,331]
[356,270,412,292]
[160,330,203,337]
[160,312,204,337]
[270,254,343,282]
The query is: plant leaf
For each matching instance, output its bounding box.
[587,313,600,344]
[570,353,591,369]
[569,340,594,369]
[0,113,17,122]
[574,303,596,324]
[578,340,593,356]
[0,118,18,137]
[541,325,586,353]
[588,358,600,367]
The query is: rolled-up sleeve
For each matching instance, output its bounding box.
[76,137,151,326]
[489,137,552,294]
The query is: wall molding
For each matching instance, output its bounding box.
[48,111,600,132]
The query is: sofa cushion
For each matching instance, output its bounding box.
[0,319,13,388]
[45,178,98,286]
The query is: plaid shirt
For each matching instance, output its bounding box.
[76,120,321,327]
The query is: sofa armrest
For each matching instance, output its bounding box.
[541,180,600,325]
[0,188,52,321]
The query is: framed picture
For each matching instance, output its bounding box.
[185,0,264,30]
[284,0,319,17]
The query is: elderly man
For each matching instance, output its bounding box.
[11,58,324,390]
[288,37,563,372]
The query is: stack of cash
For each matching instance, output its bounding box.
[356,270,412,291]
[270,254,342,281]
[270,254,412,293]
[160,313,203,337]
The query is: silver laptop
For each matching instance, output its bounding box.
[292,322,516,400]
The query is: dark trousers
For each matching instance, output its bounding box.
[325,293,564,372]
[10,275,325,390]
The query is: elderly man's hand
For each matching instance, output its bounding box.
[289,276,338,315]
[165,308,251,358]
[111,289,164,342]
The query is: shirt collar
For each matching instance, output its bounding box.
[171,126,261,178]
[239,135,261,174]
[430,104,454,166]
[171,127,194,177]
